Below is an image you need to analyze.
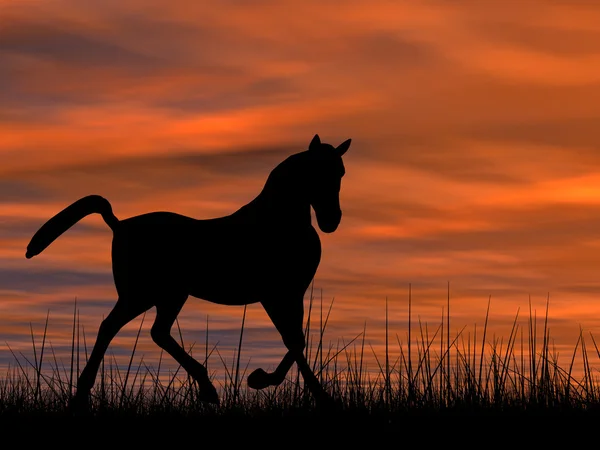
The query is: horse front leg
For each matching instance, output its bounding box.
[254,297,332,406]
[247,351,294,389]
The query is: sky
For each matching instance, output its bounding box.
[2,0,600,389]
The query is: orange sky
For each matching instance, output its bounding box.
[2,0,600,386]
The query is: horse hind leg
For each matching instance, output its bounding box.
[151,299,219,405]
[72,296,150,411]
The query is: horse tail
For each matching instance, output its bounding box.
[25,195,119,259]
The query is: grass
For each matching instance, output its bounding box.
[2,283,600,437]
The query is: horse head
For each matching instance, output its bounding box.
[306,134,351,233]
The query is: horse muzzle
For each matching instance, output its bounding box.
[316,210,342,233]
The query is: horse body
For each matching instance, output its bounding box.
[25,133,351,409]
[112,204,321,307]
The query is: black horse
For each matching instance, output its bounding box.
[25,133,351,408]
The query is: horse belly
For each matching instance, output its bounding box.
[188,255,264,305]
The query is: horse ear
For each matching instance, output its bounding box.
[309,134,321,151]
[336,138,351,156]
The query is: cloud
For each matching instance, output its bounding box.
[1,268,112,293]
[0,15,169,110]
[0,19,158,68]
[0,179,57,203]
[469,117,600,152]
[476,20,600,57]
[1,145,300,214]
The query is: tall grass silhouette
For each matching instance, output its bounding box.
[2,283,600,422]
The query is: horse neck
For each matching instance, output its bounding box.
[246,155,312,228]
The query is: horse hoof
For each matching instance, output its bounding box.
[247,368,271,390]
[199,383,220,405]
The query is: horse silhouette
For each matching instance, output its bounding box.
[25,133,351,409]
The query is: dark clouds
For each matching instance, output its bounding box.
[3,145,299,206]
[0,180,56,203]
[0,268,112,293]
[0,16,167,109]
[0,19,158,68]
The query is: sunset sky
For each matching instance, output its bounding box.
[2,0,600,385]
